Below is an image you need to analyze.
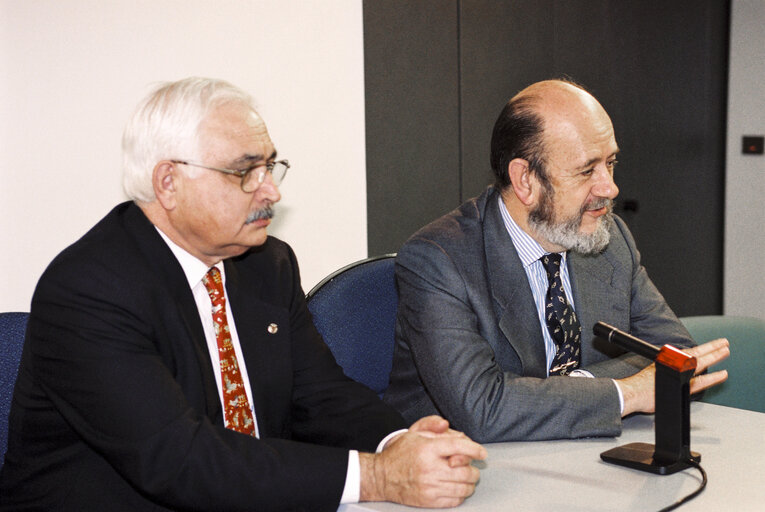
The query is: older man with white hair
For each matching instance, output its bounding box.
[0,77,485,511]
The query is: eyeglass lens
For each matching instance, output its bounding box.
[242,162,288,192]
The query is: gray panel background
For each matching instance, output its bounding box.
[364,0,728,317]
[364,0,461,251]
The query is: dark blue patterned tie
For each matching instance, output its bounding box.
[540,254,581,375]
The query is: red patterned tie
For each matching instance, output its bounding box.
[202,267,256,436]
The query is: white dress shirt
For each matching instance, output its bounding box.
[155,228,368,503]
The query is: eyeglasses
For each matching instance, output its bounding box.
[170,159,289,193]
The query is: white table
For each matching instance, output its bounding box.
[340,402,765,511]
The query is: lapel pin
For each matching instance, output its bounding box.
[267,323,278,334]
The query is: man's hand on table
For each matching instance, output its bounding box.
[359,415,487,508]
[618,338,730,417]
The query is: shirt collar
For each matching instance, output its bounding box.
[497,194,567,268]
[155,227,225,288]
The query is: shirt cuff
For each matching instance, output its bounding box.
[376,429,408,452]
[340,450,360,504]
[340,429,408,504]
[612,379,625,414]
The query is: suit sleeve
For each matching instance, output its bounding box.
[392,238,621,443]
[27,246,384,511]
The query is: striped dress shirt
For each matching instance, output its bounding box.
[497,195,577,375]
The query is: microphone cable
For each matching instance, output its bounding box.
[658,460,707,511]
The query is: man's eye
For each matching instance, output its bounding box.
[581,168,594,176]
[245,163,270,173]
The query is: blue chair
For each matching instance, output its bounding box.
[1,312,28,469]
[680,315,765,413]
[306,255,397,397]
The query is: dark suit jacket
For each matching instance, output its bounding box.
[0,202,406,511]
[384,187,694,442]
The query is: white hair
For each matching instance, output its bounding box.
[122,77,255,203]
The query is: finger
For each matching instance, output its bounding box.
[447,454,473,467]
[425,496,466,509]
[414,429,468,441]
[690,369,728,394]
[694,336,730,347]
[435,481,479,500]
[430,436,487,461]
[693,345,730,374]
[443,463,481,484]
[410,415,449,434]
[425,462,481,485]
[416,480,478,507]
[686,338,729,357]
[441,427,467,436]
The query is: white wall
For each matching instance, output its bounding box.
[0,0,368,312]
[4,1,763,318]
[725,0,765,320]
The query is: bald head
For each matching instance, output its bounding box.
[492,79,620,254]
[490,79,613,191]
[516,80,605,116]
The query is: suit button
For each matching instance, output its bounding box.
[267,323,278,334]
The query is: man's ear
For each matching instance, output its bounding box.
[152,161,178,210]
[508,158,535,206]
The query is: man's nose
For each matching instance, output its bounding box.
[256,172,281,203]
[593,167,619,199]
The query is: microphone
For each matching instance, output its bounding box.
[594,322,696,372]
[594,321,700,475]
[593,322,660,360]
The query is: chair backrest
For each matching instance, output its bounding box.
[306,255,397,396]
[680,315,765,413]
[1,312,29,468]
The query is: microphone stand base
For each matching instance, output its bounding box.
[601,442,701,475]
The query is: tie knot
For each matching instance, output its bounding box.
[202,267,224,302]
[540,253,563,279]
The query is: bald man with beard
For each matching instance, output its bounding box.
[384,79,729,443]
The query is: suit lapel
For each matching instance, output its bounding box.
[121,203,222,422]
[482,191,548,377]
[223,259,284,438]
[568,241,623,364]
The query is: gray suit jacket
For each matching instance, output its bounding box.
[384,187,694,442]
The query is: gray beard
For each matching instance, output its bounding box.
[528,193,612,255]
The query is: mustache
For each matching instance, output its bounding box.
[245,204,275,224]
[583,198,613,214]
